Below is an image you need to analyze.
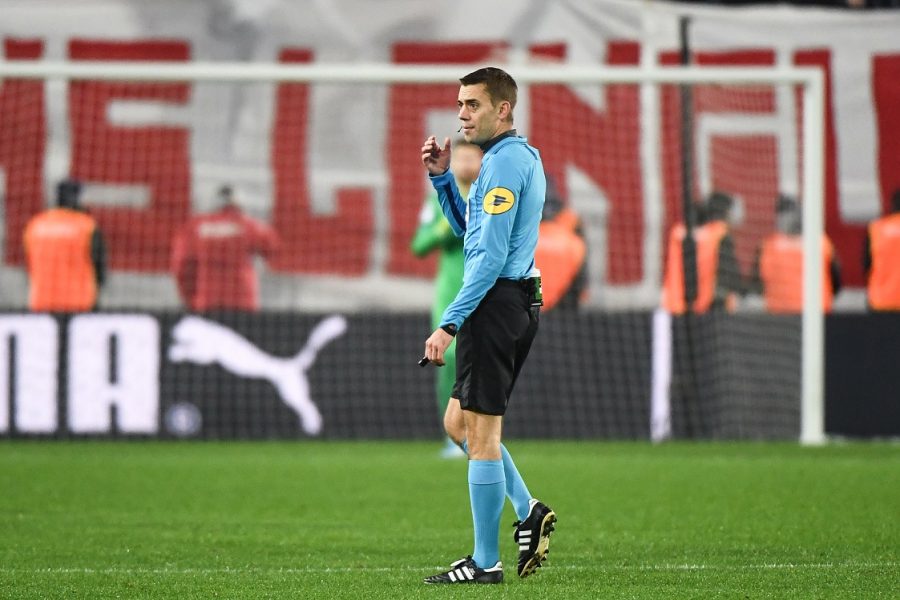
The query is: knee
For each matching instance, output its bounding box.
[443,412,465,444]
[463,416,502,461]
[443,402,465,443]
[465,434,501,461]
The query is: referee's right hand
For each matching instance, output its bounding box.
[423,326,453,367]
[422,136,451,176]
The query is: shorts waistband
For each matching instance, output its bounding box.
[495,277,532,291]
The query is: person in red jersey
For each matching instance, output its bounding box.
[171,185,280,311]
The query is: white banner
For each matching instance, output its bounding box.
[0,0,897,310]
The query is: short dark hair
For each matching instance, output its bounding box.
[705,190,733,221]
[775,194,802,234]
[56,178,82,209]
[218,185,235,206]
[460,67,517,122]
[775,194,798,214]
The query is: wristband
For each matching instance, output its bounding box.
[440,323,458,337]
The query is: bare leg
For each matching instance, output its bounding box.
[463,411,502,460]
[445,399,532,518]
[443,398,466,446]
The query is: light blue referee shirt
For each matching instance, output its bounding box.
[429,130,546,329]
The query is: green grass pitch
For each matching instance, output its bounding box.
[0,440,897,599]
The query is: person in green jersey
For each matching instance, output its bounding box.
[411,138,482,458]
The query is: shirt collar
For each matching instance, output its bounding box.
[478,129,518,154]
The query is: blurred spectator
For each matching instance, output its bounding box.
[533,176,588,311]
[23,178,106,311]
[751,194,841,313]
[171,185,280,312]
[863,188,900,311]
[661,191,743,314]
[410,138,480,458]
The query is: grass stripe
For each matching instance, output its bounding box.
[2,562,896,575]
[1,441,896,598]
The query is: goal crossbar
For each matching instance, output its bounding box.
[0,60,821,86]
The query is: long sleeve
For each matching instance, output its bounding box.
[429,169,467,237]
[90,228,107,288]
[862,228,872,276]
[830,255,843,296]
[716,233,745,298]
[248,217,281,260]
[171,226,197,307]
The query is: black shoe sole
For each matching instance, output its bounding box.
[518,510,556,578]
[423,578,503,585]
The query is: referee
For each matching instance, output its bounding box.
[421,67,557,585]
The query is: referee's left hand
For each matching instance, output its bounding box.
[423,328,453,367]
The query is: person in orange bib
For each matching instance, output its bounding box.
[752,194,842,313]
[534,177,587,311]
[863,189,900,311]
[661,191,743,315]
[23,179,106,312]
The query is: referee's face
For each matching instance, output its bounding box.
[457,83,509,145]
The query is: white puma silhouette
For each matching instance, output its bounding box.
[167,315,348,435]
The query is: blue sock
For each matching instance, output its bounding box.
[500,444,533,521]
[468,459,505,569]
[460,440,532,521]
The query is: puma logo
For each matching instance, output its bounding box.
[167,315,348,435]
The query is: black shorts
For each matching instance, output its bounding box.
[452,278,540,416]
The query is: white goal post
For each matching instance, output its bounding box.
[0,60,826,444]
